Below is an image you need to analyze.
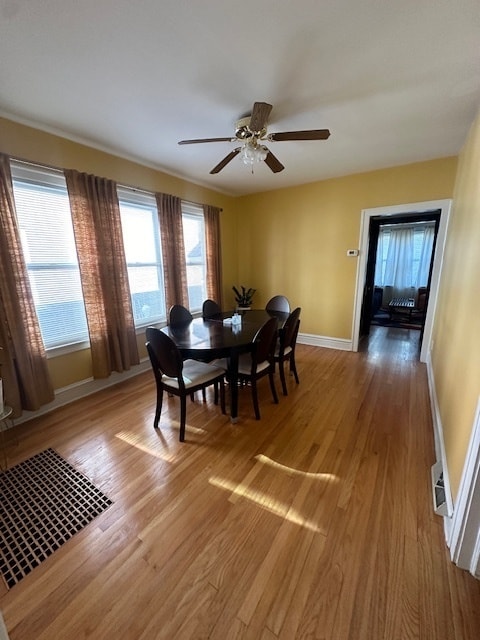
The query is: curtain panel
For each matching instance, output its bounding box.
[375,223,436,298]
[0,154,54,415]
[64,170,139,378]
[155,193,189,312]
[203,205,223,307]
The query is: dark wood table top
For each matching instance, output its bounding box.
[161,308,289,421]
[161,308,289,359]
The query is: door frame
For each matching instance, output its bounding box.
[351,199,452,362]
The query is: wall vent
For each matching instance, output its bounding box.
[432,461,449,516]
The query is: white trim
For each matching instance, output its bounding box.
[352,199,452,363]
[297,332,352,351]
[472,529,480,578]
[426,351,454,524]
[13,360,151,426]
[449,397,480,576]
[0,612,10,640]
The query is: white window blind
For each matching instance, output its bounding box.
[10,161,89,350]
[118,187,167,326]
[182,203,207,313]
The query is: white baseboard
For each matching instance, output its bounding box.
[14,359,151,426]
[425,351,454,539]
[298,332,352,351]
[0,612,10,640]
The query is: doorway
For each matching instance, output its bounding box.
[352,199,452,362]
[359,211,440,347]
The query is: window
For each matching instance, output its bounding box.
[10,161,89,350]
[182,203,207,312]
[118,188,167,327]
[375,222,435,289]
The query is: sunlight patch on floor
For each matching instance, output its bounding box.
[115,430,177,462]
[255,454,339,479]
[209,476,322,532]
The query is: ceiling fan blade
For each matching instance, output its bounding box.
[264,150,285,173]
[178,137,233,145]
[269,129,331,141]
[210,147,242,174]
[249,102,273,133]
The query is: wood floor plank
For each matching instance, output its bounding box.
[1,326,480,639]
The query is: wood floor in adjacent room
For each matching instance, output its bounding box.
[1,326,480,639]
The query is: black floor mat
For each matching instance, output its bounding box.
[0,448,112,589]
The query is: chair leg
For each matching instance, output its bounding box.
[202,388,207,402]
[214,381,219,405]
[269,370,279,404]
[179,396,187,442]
[279,359,288,396]
[290,353,299,384]
[251,380,261,420]
[219,378,226,414]
[154,387,163,429]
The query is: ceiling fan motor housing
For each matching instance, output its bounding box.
[235,116,266,140]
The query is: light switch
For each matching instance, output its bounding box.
[347,249,359,256]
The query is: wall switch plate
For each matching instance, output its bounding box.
[347,249,359,256]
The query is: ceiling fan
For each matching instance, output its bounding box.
[178,101,331,175]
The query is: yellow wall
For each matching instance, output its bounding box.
[0,117,239,387]
[0,116,460,402]
[237,159,457,337]
[431,109,480,500]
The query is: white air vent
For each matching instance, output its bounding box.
[431,461,448,516]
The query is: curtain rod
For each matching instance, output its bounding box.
[9,154,222,212]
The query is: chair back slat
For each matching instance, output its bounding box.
[280,307,301,350]
[252,317,278,368]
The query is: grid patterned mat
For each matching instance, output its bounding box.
[0,448,113,589]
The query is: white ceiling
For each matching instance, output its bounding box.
[1,0,479,197]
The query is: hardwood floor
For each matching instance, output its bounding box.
[1,326,480,639]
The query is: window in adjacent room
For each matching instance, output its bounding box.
[118,187,167,327]
[182,203,207,313]
[10,161,89,350]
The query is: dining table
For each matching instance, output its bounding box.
[161,308,289,422]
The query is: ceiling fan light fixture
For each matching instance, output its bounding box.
[241,140,268,166]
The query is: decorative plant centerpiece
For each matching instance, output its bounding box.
[233,285,256,310]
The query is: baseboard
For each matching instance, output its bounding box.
[425,351,454,539]
[13,359,151,426]
[298,332,352,351]
[0,612,10,640]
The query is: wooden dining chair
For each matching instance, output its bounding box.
[169,304,193,327]
[145,327,226,442]
[202,299,222,319]
[274,306,301,396]
[266,295,290,313]
[236,316,279,419]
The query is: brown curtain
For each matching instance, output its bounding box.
[203,204,223,307]
[0,154,54,415]
[64,170,139,379]
[156,193,189,311]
